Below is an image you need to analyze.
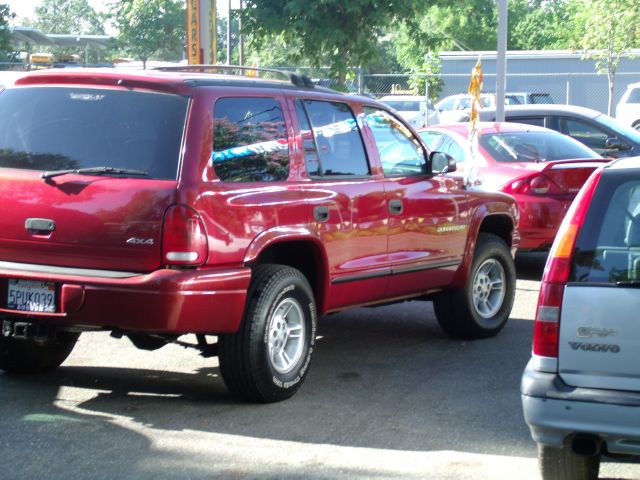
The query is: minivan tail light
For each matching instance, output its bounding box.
[532,168,603,359]
[162,205,208,266]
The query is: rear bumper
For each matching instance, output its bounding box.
[0,262,251,334]
[513,194,572,250]
[521,359,640,455]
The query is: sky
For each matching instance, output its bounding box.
[5,0,238,25]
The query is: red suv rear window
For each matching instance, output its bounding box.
[0,87,188,180]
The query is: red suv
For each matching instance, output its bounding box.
[0,68,519,402]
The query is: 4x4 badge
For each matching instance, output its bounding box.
[577,326,617,338]
[126,237,154,246]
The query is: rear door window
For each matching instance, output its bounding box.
[296,99,369,177]
[0,87,188,180]
[508,116,545,127]
[212,97,289,182]
[572,170,640,283]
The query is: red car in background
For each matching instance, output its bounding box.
[419,123,609,251]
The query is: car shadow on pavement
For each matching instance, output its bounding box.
[2,301,537,460]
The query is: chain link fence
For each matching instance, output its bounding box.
[2,60,638,115]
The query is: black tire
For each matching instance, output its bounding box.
[433,232,515,339]
[538,442,601,480]
[218,264,317,403]
[0,331,80,374]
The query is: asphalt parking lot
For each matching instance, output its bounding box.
[1,253,639,480]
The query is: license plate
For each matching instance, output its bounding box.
[7,279,56,313]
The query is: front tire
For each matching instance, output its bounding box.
[218,265,317,403]
[538,442,600,480]
[0,331,80,374]
[434,233,515,339]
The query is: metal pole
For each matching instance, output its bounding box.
[496,0,508,122]
[566,74,571,104]
[238,1,244,66]
[226,0,231,65]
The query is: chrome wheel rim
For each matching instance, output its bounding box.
[267,297,305,374]
[472,258,506,319]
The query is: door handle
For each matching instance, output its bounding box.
[314,206,330,222]
[389,199,403,215]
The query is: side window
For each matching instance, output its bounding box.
[212,97,289,182]
[559,117,609,151]
[294,100,321,176]
[364,107,426,176]
[511,116,545,127]
[298,100,369,177]
[438,135,466,163]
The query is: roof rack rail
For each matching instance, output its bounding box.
[151,64,315,89]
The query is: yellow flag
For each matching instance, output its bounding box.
[468,57,483,138]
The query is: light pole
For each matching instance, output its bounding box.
[496,0,508,122]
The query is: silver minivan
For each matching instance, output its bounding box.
[522,156,640,479]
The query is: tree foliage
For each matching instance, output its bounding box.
[0,3,15,62]
[110,0,185,68]
[241,0,426,81]
[34,0,105,35]
[573,0,640,114]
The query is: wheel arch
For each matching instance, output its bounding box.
[244,227,329,315]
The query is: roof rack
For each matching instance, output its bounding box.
[151,65,315,89]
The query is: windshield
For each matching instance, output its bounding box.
[480,131,602,163]
[0,87,188,180]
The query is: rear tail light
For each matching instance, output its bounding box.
[162,205,208,266]
[532,169,603,360]
[502,173,557,195]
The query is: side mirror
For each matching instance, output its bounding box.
[430,151,456,174]
[605,137,630,151]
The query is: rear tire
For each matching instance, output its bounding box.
[218,265,316,403]
[434,233,515,339]
[0,332,80,374]
[538,442,600,480]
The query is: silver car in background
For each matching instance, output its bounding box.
[378,95,440,128]
[522,156,640,479]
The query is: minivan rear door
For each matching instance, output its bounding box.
[559,167,640,392]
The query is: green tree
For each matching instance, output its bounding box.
[509,0,578,50]
[110,0,185,69]
[34,0,105,35]
[0,4,16,63]
[574,0,640,114]
[241,0,425,82]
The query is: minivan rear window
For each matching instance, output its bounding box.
[0,87,188,180]
[572,170,640,283]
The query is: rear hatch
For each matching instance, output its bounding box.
[0,83,189,273]
[559,167,640,392]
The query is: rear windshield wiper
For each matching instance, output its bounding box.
[615,280,640,288]
[41,166,149,180]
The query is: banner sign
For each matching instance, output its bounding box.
[187,0,201,64]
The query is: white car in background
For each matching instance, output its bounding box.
[616,81,640,130]
[378,95,440,128]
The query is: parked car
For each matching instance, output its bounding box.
[522,155,640,479]
[507,92,554,104]
[418,123,609,251]
[474,104,640,158]
[0,67,519,403]
[378,95,440,127]
[435,93,521,123]
[616,81,640,130]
